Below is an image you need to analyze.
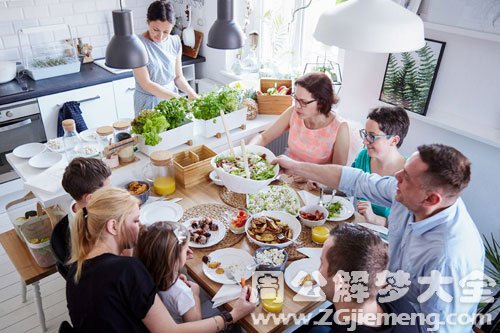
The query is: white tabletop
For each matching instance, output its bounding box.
[6,115,278,207]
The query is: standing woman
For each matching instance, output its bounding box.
[250,72,350,166]
[67,188,255,333]
[134,0,198,116]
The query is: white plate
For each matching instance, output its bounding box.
[209,170,224,186]
[140,201,184,225]
[202,248,255,284]
[284,258,325,300]
[45,138,66,153]
[13,142,46,159]
[246,185,301,216]
[325,196,355,221]
[183,217,227,248]
[28,151,63,169]
[79,128,99,142]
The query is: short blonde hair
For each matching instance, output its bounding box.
[69,187,139,283]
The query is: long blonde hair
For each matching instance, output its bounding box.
[69,187,139,283]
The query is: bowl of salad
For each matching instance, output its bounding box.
[211,145,279,194]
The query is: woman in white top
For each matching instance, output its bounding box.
[134,0,198,115]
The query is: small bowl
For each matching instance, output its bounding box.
[126,181,150,205]
[209,170,224,186]
[253,246,288,272]
[298,205,328,228]
[245,211,302,248]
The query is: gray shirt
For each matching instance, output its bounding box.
[134,34,181,116]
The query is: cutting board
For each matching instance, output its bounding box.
[182,30,203,59]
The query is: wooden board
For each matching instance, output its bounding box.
[182,30,203,59]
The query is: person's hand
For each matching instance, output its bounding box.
[357,200,377,223]
[230,286,257,322]
[272,155,297,175]
[292,175,307,183]
[179,274,201,296]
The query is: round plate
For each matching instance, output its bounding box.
[183,217,227,248]
[140,201,184,225]
[13,142,46,159]
[209,170,224,186]
[45,138,66,153]
[284,258,325,300]
[79,128,99,142]
[246,185,301,216]
[28,151,63,169]
[202,248,255,284]
[325,196,355,221]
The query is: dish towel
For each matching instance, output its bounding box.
[211,284,241,308]
[24,164,66,194]
[57,101,88,137]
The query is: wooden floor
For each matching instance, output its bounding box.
[0,206,69,333]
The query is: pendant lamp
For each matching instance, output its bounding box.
[207,0,244,50]
[105,1,148,69]
[313,0,425,53]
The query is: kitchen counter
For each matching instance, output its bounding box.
[6,114,278,207]
[0,55,206,105]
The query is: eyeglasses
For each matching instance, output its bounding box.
[359,129,394,143]
[291,93,316,108]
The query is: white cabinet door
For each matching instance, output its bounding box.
[38,83,118,139]
[112,77,136,120]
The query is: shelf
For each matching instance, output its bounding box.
[424,22,500,43]
[407,111,500,149]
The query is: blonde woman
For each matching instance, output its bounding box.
[67,188,255,333]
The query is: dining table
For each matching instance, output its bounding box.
[169,178,365,333]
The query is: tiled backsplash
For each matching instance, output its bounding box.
[0,0,150,61]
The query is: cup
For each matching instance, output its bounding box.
[311,226,329,244]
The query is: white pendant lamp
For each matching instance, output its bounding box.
[313,0,425,53]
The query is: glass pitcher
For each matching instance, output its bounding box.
[143,150,176,196]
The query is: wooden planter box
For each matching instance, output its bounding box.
[173,145,217,188]
[138,121,194,157]
[257,78,293,115]
[194,107,247,138]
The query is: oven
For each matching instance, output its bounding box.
[0,99,46,183]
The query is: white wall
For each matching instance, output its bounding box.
[339,29,500,238]
[0,0,150,61]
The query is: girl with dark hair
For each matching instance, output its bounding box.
[133,0,198,116]
[250,72,350,167]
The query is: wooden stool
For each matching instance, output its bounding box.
[0,230,57,332]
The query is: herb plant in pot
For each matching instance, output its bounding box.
[192,86,247,138]
[133,97,194,156]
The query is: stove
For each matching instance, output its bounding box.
[0,77,33,98]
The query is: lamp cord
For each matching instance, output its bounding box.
[290,0,313,24]
[120,0,123,11]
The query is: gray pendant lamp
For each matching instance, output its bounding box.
[105,1,148,69]
[207,0,244,50]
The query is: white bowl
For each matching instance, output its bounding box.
[298,205,328,228]
[209,170,224,186]
[0,61,16,84]
[211,145,279,194]
[245,211,301,248]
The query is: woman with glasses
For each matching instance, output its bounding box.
[352,106,409,226]
[250,72,350,169]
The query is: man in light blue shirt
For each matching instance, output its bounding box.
[275,144,484,332]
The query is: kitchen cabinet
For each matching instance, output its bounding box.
[38,83,117,139]
[112,77,135,120]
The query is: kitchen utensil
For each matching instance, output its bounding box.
[0,61,17,84]
[182,5,196,48]
[219,110,235,157]
[317,188,324,207]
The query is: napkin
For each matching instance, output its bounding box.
[298,191,333,206]
[24,165,66,193]
[211,284,241,308]
[297,248,322,264]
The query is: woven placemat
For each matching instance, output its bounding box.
[180,204,244,251]
[218,187,247,209]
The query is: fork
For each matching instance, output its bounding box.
[317,188,324,207]
[277,233,302,246]
[328,189,337,205]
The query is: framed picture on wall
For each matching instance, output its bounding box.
[379,39,446,116]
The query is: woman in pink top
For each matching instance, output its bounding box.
[250,72,350,165]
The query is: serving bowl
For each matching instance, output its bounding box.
[253,246,288,272]
[245,211,301,248]
[298,205,328,228]
[210,145,279,194]
[125,181,150,205]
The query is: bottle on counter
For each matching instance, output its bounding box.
[62,119,82,161]
[96,126,114,156]
[113,120,131,143]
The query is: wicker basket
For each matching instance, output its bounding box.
[174,145,217,188]
[257,79,293,115]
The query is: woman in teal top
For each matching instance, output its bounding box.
[133,1,198,116]
[352,106,409,226]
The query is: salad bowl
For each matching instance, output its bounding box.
[211,145,279,194]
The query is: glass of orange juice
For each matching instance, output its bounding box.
[311,226,329,244]
[261,297,284,313]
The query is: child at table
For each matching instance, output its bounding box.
[136,221,202,323]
